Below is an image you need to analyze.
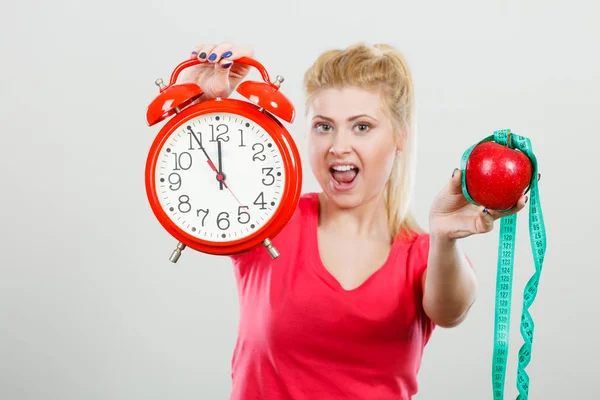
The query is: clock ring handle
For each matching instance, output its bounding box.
[168,56,272,87]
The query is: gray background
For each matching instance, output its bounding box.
[2,0,598,399]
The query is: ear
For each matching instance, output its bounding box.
[394,127,407,152]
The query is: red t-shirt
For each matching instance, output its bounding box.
[229,192,435,400]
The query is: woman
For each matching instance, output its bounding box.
[184,42,528,399]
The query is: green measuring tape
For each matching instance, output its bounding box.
[459,129,547,400]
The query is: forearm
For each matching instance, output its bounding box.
[423,234,478,327]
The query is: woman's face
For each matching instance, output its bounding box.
[306,86,400,209]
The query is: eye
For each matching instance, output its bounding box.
[315,123,333,133]
[355,123,371,133]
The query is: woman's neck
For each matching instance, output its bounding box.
[317,192,391,242]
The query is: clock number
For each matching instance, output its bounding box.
[168,172,181,190]
[261,167,275,186]
[173,152,192,170]
[252,143,266,162]
[186,126,203,150]
[237,206,250,224]
[196,208,209,227]
[217,211,230,230]
[209,124,230,142]
[253,192,267,210]
[178,195,191,213]
[238,129,246,147]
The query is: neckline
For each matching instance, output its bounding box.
[307,192,401,293]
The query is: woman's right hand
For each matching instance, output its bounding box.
[182,42,255,100]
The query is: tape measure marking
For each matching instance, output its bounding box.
[460,129,546,400]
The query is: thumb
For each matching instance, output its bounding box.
[209,59,233,97]
[448,168,464,195]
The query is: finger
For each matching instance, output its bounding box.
[217,57,234,71]
[477,206,496,233]
[482,207,499,220]
[485,194,528,219]
[189,43,212,59]
[448,168,464,195]
[506,194,529,215]
[204,43,236,97]
[206,41,234,64]
[194,43,217,62]
[210,58,234,96]
[214,44,254,73]
[211,44,254,94]
[226,43,255,60]
[181,44,215,83]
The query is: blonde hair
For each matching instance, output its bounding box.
[303,42,423,238]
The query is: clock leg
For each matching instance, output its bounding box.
[169,241,186,263]
[262,238,279,259]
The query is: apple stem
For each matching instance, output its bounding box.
[507,131,512,148]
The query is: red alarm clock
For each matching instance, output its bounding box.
[145,56,302,263]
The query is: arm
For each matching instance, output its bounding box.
[421,168,526,328]
[422,234,478,328]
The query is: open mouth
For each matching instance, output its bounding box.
[330,164,359,187]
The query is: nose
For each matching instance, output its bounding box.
[328,131,352,155]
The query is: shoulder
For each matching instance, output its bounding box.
[393,230,430,258]
[289,191,320,224]
[270,191,319,238]
[392,231,435,334]
[391,231,431,286]
[229,192,319,262]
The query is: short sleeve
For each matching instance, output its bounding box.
[406,233,436,337]
[409,233,430,295]
[228,245,264,279]
[228,192,318,278]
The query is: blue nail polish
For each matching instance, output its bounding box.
[208,53,217,61]
[222,62,232,68]
[198,52,207,59]
[222,51,232,58]
[483,207,488,214]
[190,51,197,56]
[452,168,458,177]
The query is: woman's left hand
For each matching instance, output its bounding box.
[428,168,529,240]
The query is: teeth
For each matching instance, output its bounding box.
[331,165,356,172]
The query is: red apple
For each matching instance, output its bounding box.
[465,140,533,210]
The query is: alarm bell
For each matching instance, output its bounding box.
[145,79,204,126]
[236,75,295,124]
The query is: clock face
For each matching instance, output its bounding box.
[154,112,286,242]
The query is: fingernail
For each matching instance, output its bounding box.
[208,53,217,61]
[222,62,232,68]
[198,52,207,59]
[525,196,529,203]
[538,173,541,181]
[190,51,197,56]
[222,51,232,58]
[483,207,489,214]
[452,168,459,177]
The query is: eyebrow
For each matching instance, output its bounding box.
[312,114,378,122]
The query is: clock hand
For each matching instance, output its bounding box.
[217,140,224,190]
[222,180,245,208]
[197,137,247,213]
[212,148,247,212]
[198,143,225,182]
